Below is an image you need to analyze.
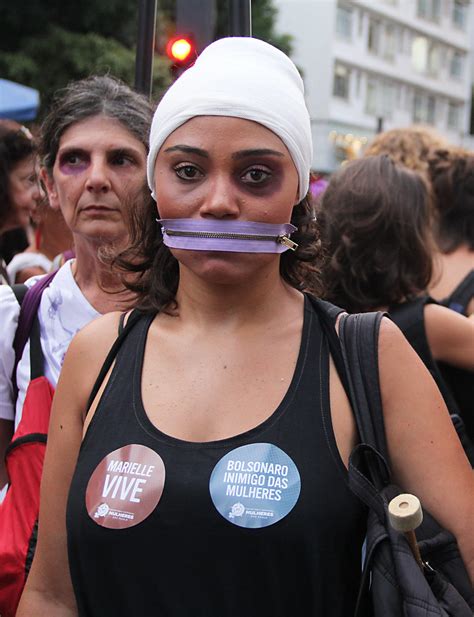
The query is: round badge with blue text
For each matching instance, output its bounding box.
[209,443,301,529]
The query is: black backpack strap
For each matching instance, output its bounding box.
[338,313,387,456]
[307,296,387,460]
[305,296,352,397]
[338,312,391,490]
[11,283,29,305]
[28,315,44,380]
[86,309,145,412]
[11,283,45,383]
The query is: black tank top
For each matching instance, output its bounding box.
[389,298,461,415]
[438,271,474,440]
[389,298,473,438]
[67,297,366,617]
[441,269,474,315]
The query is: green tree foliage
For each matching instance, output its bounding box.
[0,1,171,118]
[0,25,171,116]
[0,0,291,119]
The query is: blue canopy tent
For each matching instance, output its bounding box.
[0,78,40,121]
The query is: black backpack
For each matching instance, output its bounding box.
[309,298,474,617]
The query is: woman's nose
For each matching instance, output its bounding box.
[31,182,41,203]
[85,157,111,193]
[199,175,240,219]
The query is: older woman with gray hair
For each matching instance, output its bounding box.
[0,75,152,614]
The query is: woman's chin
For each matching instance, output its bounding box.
[176,250,275,286]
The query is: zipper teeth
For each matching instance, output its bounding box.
[164,229,278,241]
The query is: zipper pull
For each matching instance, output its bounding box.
[278,235,299,251]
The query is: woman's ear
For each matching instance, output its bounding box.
[40,168,60,211]
[294,183,300,207]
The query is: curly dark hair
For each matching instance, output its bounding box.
[427,148,474,252]
[318,155,434,313]
[0,120,36,225]
[111,190,324,313]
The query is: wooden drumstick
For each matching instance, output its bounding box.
[388,493,424,569]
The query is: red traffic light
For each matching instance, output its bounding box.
[166,36,194,64]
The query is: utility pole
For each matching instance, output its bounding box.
[135,0,157,99]
[229,0,252,36]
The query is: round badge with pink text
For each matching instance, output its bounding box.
[86,444,165,529]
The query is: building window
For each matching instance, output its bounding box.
[384,24,396,60]
[413,91,436,124]
[368,19,396,61]
[365,77,395,118]
[380,81,395,117]
[412,37,439,76]
[358,9,364,36]
[447,102,461,130]
[333,64,351,99]
[452,0,467,29]
[366,79,377,114]
[417,0,441,21]
[336,4,353,40]
[368,18,382,55]
[427,43,440,77]
[412,36,428,72]
[450,51,464,78]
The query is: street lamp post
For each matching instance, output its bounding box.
[229,0,252,37]
[135,0,157,99]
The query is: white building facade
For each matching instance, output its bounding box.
[273,0,472,172]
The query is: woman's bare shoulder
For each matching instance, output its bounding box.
[71,311,124,350]
[61,311,127,386]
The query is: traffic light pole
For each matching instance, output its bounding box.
[135,0,157,99]
[229,0,252,37]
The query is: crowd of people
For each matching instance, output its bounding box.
[0,36,472,617]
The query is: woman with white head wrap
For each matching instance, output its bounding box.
[19,37,474,616]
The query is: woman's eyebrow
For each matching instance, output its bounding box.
[108,147,143,158]
[57,147,87,156]
[232,149,285,160]
[163,145,209,158]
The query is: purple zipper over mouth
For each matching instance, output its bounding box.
[158,218,298,254]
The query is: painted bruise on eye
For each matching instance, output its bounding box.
[86,444,166,529]
[59,155,89,176]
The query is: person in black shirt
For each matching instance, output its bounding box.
[18,39,474,617]
[318,154,474,444]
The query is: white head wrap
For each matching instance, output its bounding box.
[147,37,312,202]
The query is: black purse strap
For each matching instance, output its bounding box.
[85,309,144,412]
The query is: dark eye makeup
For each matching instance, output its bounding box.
[174,163,204,180]
[241,166,272,185]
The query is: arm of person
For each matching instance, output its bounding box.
[0,285,21,488]
[379,318,474,583]
[16,311,122,616]
[424,303,474,371]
